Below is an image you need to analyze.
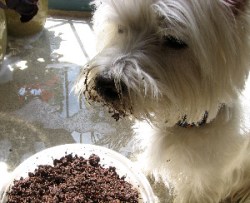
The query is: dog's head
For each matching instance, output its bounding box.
[75,0,250,126]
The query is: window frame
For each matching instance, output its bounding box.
[48,0,92,11]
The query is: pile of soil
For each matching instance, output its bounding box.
[7,154,139,203]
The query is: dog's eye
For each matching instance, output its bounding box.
[163,36,187,49]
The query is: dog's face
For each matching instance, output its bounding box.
[75,0,250,126]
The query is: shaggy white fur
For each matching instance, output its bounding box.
[75,0,250,202]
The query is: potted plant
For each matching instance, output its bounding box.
[0,0,47,37]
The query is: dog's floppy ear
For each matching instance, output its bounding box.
[224,0,247,14]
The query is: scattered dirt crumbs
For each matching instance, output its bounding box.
[7,154,139,203]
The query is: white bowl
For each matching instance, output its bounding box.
[0,144,156,203]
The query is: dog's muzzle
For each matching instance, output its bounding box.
[93,75,130,120]
[78,66,132,120]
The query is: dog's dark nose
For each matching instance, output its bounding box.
[95,76,121,101]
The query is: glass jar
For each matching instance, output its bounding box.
[0,8,7,63]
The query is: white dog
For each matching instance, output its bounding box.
[75,0,250,202]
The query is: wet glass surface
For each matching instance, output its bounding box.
[0,16,173,202]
